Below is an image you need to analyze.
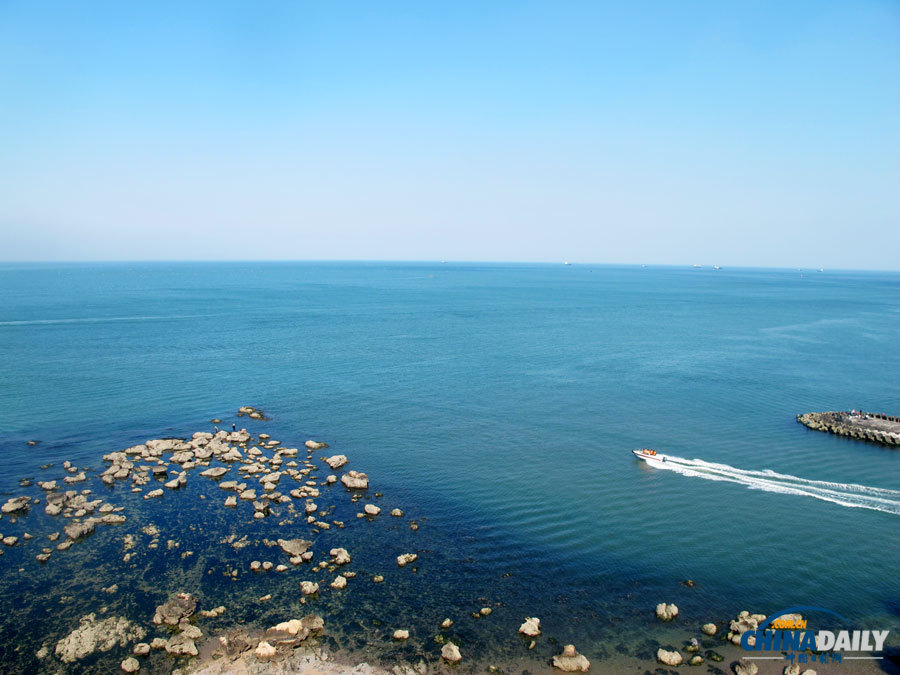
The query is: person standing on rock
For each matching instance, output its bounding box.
[232,423,236,432]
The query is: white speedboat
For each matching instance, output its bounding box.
[632,448,668,464]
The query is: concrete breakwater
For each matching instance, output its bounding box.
[797,411,900,447]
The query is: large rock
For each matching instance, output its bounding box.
[200,467,229,478]
[305,440,328,450]
[300,581,319,596]
[441,641,462,663]
[518,617,541,637]
[55,614,146,663]
[277,539,312,558]
[153,593,198,626]
[165,633,198,656]
[656,648,682,666]
[655,603,679,621]
[121,656,140,672]
[552,644,590,672]
[329,547,351,565]
[324,455,348,470]
[341,471,369,489]
[1,496,31,514]
[733,659,758,675]
[702,623,717,635]
[254,641,276,660]
[64,519,97,540]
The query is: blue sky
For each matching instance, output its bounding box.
[1,1,898,268]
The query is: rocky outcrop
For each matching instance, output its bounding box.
[55,613,146,663]
[397,553,417,567]
[552,644,590,672]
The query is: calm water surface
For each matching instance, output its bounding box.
[0,262,898,672]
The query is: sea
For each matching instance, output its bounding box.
[0,261,898,673]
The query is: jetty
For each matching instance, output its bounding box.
[797,411,900,447]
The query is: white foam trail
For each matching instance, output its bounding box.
[654,456,900,515]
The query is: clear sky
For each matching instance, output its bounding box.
[1,1,898,268]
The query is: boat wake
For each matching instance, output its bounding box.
[654,456,900,515]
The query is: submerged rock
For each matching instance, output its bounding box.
[153,592,198,626]
[54,613,146,663]
[553,644,590,672]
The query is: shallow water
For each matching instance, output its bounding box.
[1,262,899,672]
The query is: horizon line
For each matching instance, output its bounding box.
[0,259,897,274]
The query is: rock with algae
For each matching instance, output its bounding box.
[54,613,146,663]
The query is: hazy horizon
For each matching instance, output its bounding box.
[1,1,898,270]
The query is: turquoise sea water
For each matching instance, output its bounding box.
[1,262,899,672]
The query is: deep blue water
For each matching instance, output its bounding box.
[1,261,899,671]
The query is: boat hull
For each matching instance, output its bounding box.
[632,449,667,464]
